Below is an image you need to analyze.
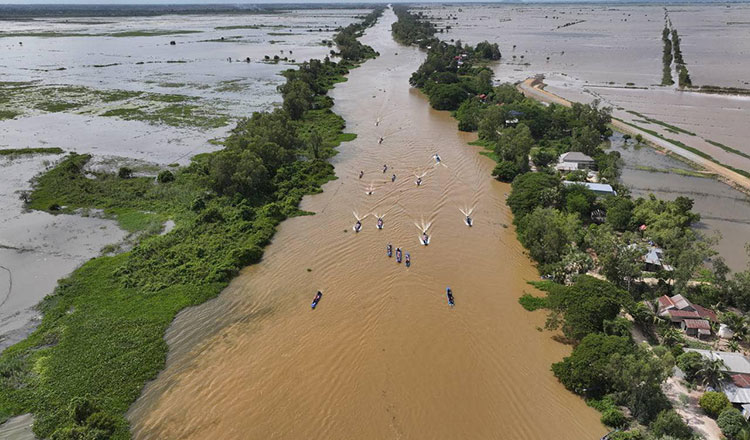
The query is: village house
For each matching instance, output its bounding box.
[685,349,750,416]
[657,294,717,338]
[555,151,596,172]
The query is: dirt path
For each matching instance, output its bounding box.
[662,376,722,440]
[518,77,750,194]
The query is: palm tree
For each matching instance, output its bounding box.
[728,340,741,353]
[698,357,729,389]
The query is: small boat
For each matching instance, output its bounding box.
[353,222,362,233]
[405,253,411,268]
[416,178,422,186]
[377,219,384,230]
[465,217,473,227]
[395,249,402,263]
[446,288,454,307]
[387,244,393,257]
[420,235,430,246]
[311,291,323,309]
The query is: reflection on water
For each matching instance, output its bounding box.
[128,8,606,440]
[610,132,750,272]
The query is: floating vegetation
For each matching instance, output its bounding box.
[0,147,64,156]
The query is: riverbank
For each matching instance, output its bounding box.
[0,8,383,438]
[126,7,607,439]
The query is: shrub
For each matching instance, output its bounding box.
[718,407,748,440]
[117,166,133,179]
[676,351,703,383]
[601,408,628,428]
[492,161,520,182]
[699,391,730,418]
[649,410,692,440]
[157,170,175,183]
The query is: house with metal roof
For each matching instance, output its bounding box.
[562,181,616,197]
[556,152,596,172]
[685,349,750,375]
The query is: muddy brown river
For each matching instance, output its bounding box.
[128,9,606,439]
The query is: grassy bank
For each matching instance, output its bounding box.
[0,7,383,439]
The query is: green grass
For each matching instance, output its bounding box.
[519,293,548,311]
[0,147,63,156]
[634,165,712,179]
[35,101,80,113]
[625,110,696,136]
[0,110,20,120]
[101,104,230,129]
[706,139,750,161]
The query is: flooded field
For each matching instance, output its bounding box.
[609,133,750,272]
[0,8,367,349]
[423,3,750,270]
[128,9,606,440]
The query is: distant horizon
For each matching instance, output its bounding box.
[1,0,749,4]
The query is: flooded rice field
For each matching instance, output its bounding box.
[128,9,606,440]
[422,3,750,271]
[0,8,366,349]
[610,133,750,272]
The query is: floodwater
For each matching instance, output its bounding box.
[0,9,366,350]
[424,3,750,270]
[128,9,606,440]
[610,133,750,273]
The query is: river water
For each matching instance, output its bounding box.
[128,9,606,439]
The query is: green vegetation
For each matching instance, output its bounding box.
[705,139,750,161]
[0,30,201,38]
[634,165,711,179]
[718,407,749,440]
[699,391,730,418]
[661,26,674,86]
[0,147,64,156]
[518,293,548,311]
[625,110,695,136]
[0,109,20,120]
[0,7,384,439]
[108,30,202,38]
[671,29,692,88]
[101,104,229,130]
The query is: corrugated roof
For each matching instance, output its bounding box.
[733,374,750,388]
[683,319,711,330]
[669,310,700,319]
[562,181,616,194]
[671,294,691,310]
[560,152,594,162]
[724,383,750,404]
[686,349,750,374]
[694,304,718,322]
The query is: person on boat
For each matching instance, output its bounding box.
[391,173,396,182]
[422,232,429,244]
[395,247,402,262]
[367,189,373,195]
[416,177,422,186]
[314,291,322,301]
[355,220,361,232]
[447,287,454,303]
[383,164,388,173]
[466,216,472,226]
[378,137,384,144]
[387,243,393,257]
[434,153,441,163]
[405,253,411,267]
[377,217,383,229]
[359,170,364,179]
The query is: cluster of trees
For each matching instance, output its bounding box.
[661,26,674,86]
[671,29,692,88]
[391,6,437,48]
[542,277,689,435]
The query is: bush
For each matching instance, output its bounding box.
[601,408,628,428]
[699,391,730,418]
[492,161,520,182]
[157,170,175,183]
[718,407,748,440]
[676,351,703,383]
[649,410,692,440]
[428,83,468,111]
[117,166,133,179]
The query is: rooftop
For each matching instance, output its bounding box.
[683,319,711,330]
[686,349,750,375]
[562,181,616,195]
[560,151,594,163]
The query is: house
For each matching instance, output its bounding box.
[644,246,674,272]
[681,319,711,339]
[556,152,596,172]
[685,349,750,374]
[657,294,717,322]
[562,181,616,197]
